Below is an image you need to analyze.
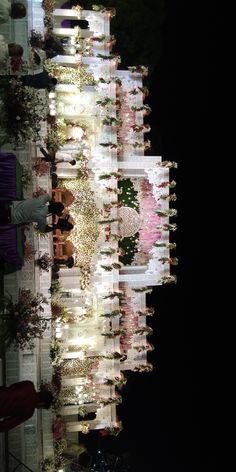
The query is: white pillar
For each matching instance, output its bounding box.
[61,403,98,416]
[119,156,162,167]
[53,9,99,20]
[53,27,93,38]
[66,418,110,432]
[60,276,81,290]
[120,265,147,274]
[118,273,160,285]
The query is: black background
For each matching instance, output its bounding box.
[80,0,215,470]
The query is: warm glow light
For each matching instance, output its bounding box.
[70,337,92,347]
[68,126,84,141]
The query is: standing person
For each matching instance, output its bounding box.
[0,68,57,90]
[40,147,76,166]
[0,1,26,24]
[20,68,57,90]
[0,194,64,231]
[0,36,23,71]
[0,381,53,432]
[42,33,65,59]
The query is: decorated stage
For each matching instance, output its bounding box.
[0,2,178,471]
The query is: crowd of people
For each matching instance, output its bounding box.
[0,3,77,246]
[0,1,65,87]
[0,2,77,434]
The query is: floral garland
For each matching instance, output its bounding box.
[103,290,124,300]
[101,328,126,338]
[97,53,121,63]
[159,275,177,285]
[72,5,83,18]
[158,160,178,168]
[96,97,118,107]
[100,395,122,406]
[158,193,177,201]
[134,363,153,372]
[98,76,122,86]
[132,140,151,150]
[133,343,154,352]
[159,257,179,266]
[100,262,123,271]
[44,59,96,90]
[154,242,176,250]
[157,180,177,189]
[98,172,124,181]
[101,423,123,436]
[100,309,123,318]
[131,104,152,115]
[92,4,116,17]
[137,307,155,316]
[98,217,123,224]
[134,326,153,336]
[102,116,123,126]
[128,65,149,76]
[156,223,178,232]
[131,124,151,133]
[99,247,117,255]
[132,286,152,293]
[156,209,178,217]
[105,186,122,194]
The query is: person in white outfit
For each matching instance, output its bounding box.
[39,147,76,166]
[0,1,26,24]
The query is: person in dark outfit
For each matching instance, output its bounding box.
[0,69,57,90]
[21,68,57,89]
[0,195,64,230]
[53,256,75,268]
[40,147,76,166]
[43,34,65,59]
[0,381,53,432]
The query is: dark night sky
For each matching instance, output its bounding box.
[75,1,215,470]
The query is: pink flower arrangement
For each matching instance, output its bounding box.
[52,415,65,440]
